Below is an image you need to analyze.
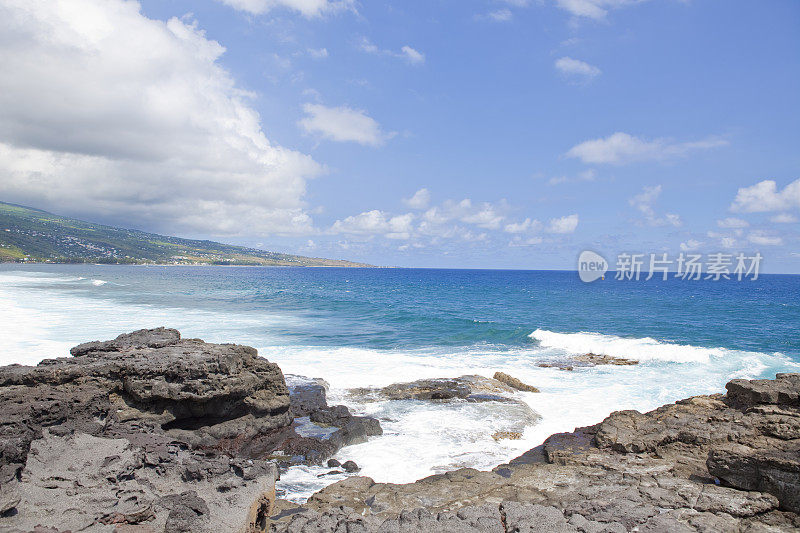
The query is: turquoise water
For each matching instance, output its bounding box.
[1,264,798,499]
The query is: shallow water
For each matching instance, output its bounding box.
[1,264,798,501]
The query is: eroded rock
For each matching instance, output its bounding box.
[492,372,540,393]
[271,373,800,532]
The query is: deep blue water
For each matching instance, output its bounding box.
[2,264,797,358]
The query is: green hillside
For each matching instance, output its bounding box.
[0,201,372,267]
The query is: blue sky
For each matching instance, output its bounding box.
[0,0,798,270]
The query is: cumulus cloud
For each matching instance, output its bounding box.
[555,0,653,20]
[730,179,800,213]
[0,0,321,236]
[748,231,783,246]
[679,239,702,251]
[404,188,431,210]
[771,213,798,223]
[307,47,329,59]
[299,103,390,146]
[555,57,601,79]
[629,185,682,227]
[461,203,506,229]
[329,210,415,240]
[504,218,541,234]
[566,132,727,165]
[359,38,425,65]
[330,197,578,246]
[717,217,749,229]
[546,214,579,234]
[216,0,353,17]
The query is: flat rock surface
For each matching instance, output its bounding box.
[2,430,276,532]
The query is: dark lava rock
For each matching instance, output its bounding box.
[327,459,341,468]
[0,329,383,532]
[0,327,292,467]
[341,460,360,473]
[285,374,330,417]
[271,373,800,532]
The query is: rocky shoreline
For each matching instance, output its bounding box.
[0,329,380,532]
[0,329,797,532]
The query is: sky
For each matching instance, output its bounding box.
[0,0,798,271]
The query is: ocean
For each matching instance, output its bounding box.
[1,264,798,501]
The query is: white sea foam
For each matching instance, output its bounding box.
[530,328,727,363]
[1,268,796,502]
[91,279,107,286]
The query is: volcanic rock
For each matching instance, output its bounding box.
[271,373,800,532]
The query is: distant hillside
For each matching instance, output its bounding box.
[0,201,373,267]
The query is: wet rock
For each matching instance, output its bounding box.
[493,372,540,392]
[285,375,330,417]
[574,352,639,366]
[271,375,383,465]
[271,374,800,533]
[491,431,522,441]
[341,461,360,473]
[309,405,351,426]
[348,375,521,402]
[327,459,341,468]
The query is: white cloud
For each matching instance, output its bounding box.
[307,47,329,59]
[404,188,431,209]
[679,239,702,251]
[0,0,321,236]
[475,8,513,22]
[546,214,579,234]
[509,236,543,247]
[555,0,652,20]
[359,38,425,65]
[629,185,682,227]
[717,217,749,229]
[329,210,415,240]
[504,218,541,234]
[555,57,601,79]
[730,179,800,213]
[461,203,506,229]
[749,231,783,246]
[299,103,389,146]
[566,132,727,165]
[488,9,514,21]
[217,0,352,17]
[400,46,425,65]
[548,168,596,186]
[330,210,388,234]
[771,213,798,224]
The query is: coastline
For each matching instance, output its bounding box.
[0,329,798,532]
